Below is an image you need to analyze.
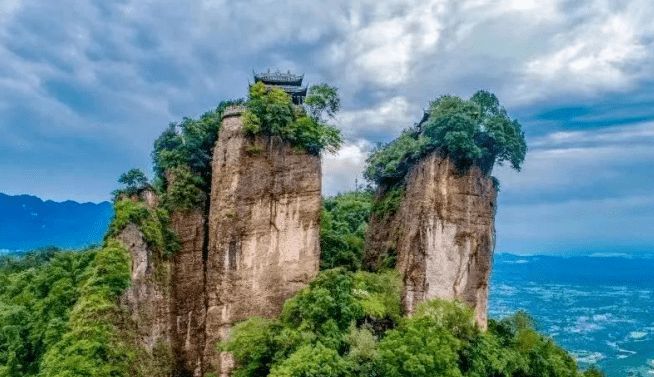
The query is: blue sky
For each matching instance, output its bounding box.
[0,0,652,254]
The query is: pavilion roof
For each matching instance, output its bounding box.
[254,70,304,86]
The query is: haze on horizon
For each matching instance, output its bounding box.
[0,0,652,254]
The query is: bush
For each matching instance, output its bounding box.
[364,90,526,186]
[370,186,404,218]
[162,165,206,210]
[107,199,179,257]
[243,82,342,155]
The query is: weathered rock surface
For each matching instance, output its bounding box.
[365,153,497,328]
[118,106,322,376]
[117,223,172,360]
[170,210,207,376]
[205,107,322,375]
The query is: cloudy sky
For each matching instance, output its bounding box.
[1,0,652,254]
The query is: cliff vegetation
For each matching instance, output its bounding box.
[364,90,527,188]
[243,82,342,155]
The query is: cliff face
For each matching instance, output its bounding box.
[365,153,497,328]
[116,223,172,370]
[119,106,322,377]
[169,210,207,376]
[205,107,322,375]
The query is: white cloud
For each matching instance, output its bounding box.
[327,0,446,88]
[1,0,654,212]
[322,141,370,196]
[530,121,654,149]
[495,122,654,200]
[516,1,654,102]
[337,96,418,141]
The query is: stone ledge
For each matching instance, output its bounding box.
[222,105,246,119]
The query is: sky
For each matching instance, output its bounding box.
[1,0,652,254]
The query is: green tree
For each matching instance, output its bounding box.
[320,191,373,271]
[151,100,242,210]
[243,82,342,155]
[269,343,349,377]
[305,84,341,122]
[113,168,149,198]
[223,266,592,377]
[364,90,526,185]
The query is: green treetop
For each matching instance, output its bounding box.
[364,90,527,186]
[243,82,342,155]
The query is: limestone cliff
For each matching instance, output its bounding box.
[116,223,173,374]
[365,153,497,328]
[118,106,322,377]
[169,209,207,376]
[205,106,322,375]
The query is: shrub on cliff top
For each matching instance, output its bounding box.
[364,90,527,186]
[243,82,342,155]
[112,168,150,199]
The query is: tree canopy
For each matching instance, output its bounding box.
[320,191,373,271]
[151,100,242,209]
[223,268,600,377]
[364,90,527,186]
[243,82,342,155]
[112,168,149,199]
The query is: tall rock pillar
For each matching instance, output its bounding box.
[365,153,497,328]
[205,106,322,375]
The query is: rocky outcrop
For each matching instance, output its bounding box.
[169,209,207,376]
[205,107,322,375]
[116,223,172,365]
[365,153,497,328]
[117,105,322,376]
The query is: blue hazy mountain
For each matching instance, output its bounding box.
[0,193,113,251]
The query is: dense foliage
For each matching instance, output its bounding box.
[243,82,342,155]
[224,268,601,377]
[0,248,96,376]
[152,100,242,209]
[107,198,178,257]
[364,90,527,186]
[0,191,182,376]
[320,191,373,271]
[39,240,135,377]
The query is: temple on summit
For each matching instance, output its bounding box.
[253,69,307,104]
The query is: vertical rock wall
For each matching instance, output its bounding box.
[365,153,497,328]
[119,106,322,376]
[205,107,322,375]
[116,223,172,371]
[169,210,207,376]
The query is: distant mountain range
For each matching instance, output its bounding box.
[0,193,113,252]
